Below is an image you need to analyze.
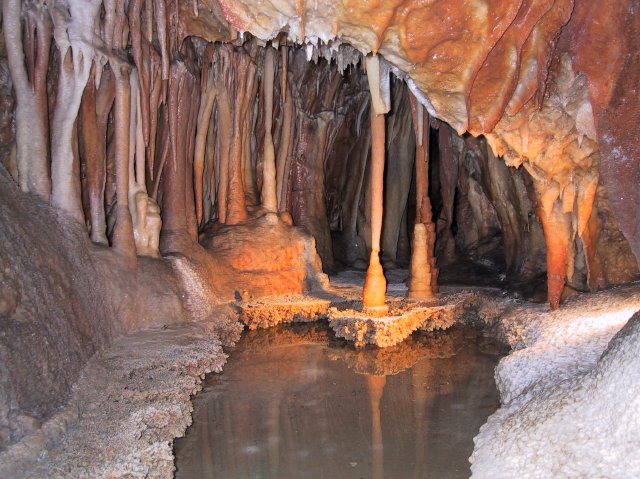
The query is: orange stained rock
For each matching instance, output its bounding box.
[466,0,555,132]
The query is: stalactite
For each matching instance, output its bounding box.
[147,48,164,181]
[276,73,294,213]
[362,55,389,309]
[184,59,200,241]
[280,44,289,104]
[112,64,137,262]
[225,52,253,224]
[150,108,170,200]
[261,45,278,212]
[381,81,415,265]
[194,47,218,225]
[128,0,151,145]
[576,173,604,290]
[79,64,115,245]
[2,0,51,199]
[213,46,233,224]
[50,0,101,223]
[128,70,162,257]
[160,58,199,252]
[240,42,260,207]
[537,185,571,310]
[154,0,170,80]
[203,110,217,223]
[437,123,458,263]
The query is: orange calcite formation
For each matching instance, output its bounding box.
[363,251,386,309]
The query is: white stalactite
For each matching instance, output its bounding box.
[49,0,102,223]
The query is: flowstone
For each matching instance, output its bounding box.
[328,293,477,348]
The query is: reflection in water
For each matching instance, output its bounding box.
[174,324,504,478]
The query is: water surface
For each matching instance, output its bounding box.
[174,324,504,478]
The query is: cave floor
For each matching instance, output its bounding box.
[239,268,501,347]
[2,277,640,478]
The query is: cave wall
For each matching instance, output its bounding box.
[0,167,187,450]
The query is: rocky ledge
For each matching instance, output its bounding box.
[0,310,242,479]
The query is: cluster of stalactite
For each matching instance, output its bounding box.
[220,0,640,309]
[0,0,444,300]
[1,0,369,266]
[2,0,638,310]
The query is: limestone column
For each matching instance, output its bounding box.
[363,54,390,309]
[407,95,438,300]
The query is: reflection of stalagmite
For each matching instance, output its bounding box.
[408,95,438,300]
[363,55,389,310]
[366,374,386,479]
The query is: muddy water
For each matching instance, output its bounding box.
[174,324,504,478]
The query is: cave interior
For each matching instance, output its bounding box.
[0,0,639,477]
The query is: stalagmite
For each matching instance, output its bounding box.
[407,95,438,300]
[261,45,278,212]
[362,54,389,310]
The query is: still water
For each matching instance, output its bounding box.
[174,324,504,478]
